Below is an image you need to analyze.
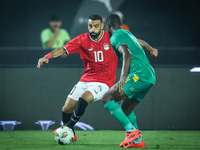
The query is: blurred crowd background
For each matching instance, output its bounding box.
[0,0,199,48]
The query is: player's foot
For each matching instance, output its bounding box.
[53,126,77,143]
[123,140,146,148]
[55,134,77,145]
[72,134,77,142]
[56,134,77,145]
[53,128,58,135]
[53,125,67,135]
[119,130,142,147]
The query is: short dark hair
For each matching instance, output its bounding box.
[106,14,121,27]
[88,14,102,22]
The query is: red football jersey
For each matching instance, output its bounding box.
[63,31,118,87]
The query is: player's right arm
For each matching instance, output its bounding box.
[137,39,158,57]
[117,44,132,92]
[37,47,67,68]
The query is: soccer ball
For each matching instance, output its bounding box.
[54,126,74,145]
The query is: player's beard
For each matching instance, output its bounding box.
[90,30,101,39]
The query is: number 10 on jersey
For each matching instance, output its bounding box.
[94,51,104,62]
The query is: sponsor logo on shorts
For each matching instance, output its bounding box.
[125,77,130,83]
[132,75,139,82]
[94,90,98,94]
[97,85,102,92]
[130,87,135,91]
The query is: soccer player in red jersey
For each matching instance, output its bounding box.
[37,14,118,141]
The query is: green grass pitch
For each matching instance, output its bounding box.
[0,130,200,150]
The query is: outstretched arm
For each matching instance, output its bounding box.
[137,39,158,57]
[37,47,67,68]
[117,44,132,92]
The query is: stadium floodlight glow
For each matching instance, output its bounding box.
[190,67,200,72]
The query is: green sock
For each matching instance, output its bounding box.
[127,112,138,129]
[104,100,134,131]
[127,112,142,143]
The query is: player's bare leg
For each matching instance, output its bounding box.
[80,90,94,104]
[62,97,78,114]
[102,84,142,147]
[120,98,139,116]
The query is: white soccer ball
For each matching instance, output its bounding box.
[54,126,74,145]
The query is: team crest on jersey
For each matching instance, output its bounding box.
[103,43,109,50]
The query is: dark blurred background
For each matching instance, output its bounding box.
[0,0,200,131]
[0,0,200,47]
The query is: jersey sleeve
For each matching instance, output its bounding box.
[110,30,126,50]
[63,35,82,55]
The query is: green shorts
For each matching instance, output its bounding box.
[123,74,152,102]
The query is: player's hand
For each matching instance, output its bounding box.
[37,57,49,68]
[150,48,158,57]
[118,75,126,92]
[54,27,60,36]
[113,84,119,91]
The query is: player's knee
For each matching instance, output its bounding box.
[62,105,74,114]
[80,90,94,103]
[122,107,132,116]
[102,92,111,105]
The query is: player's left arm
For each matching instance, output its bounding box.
[137,39,158,57]
[37,47,67,68]
[117,44,132,92]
